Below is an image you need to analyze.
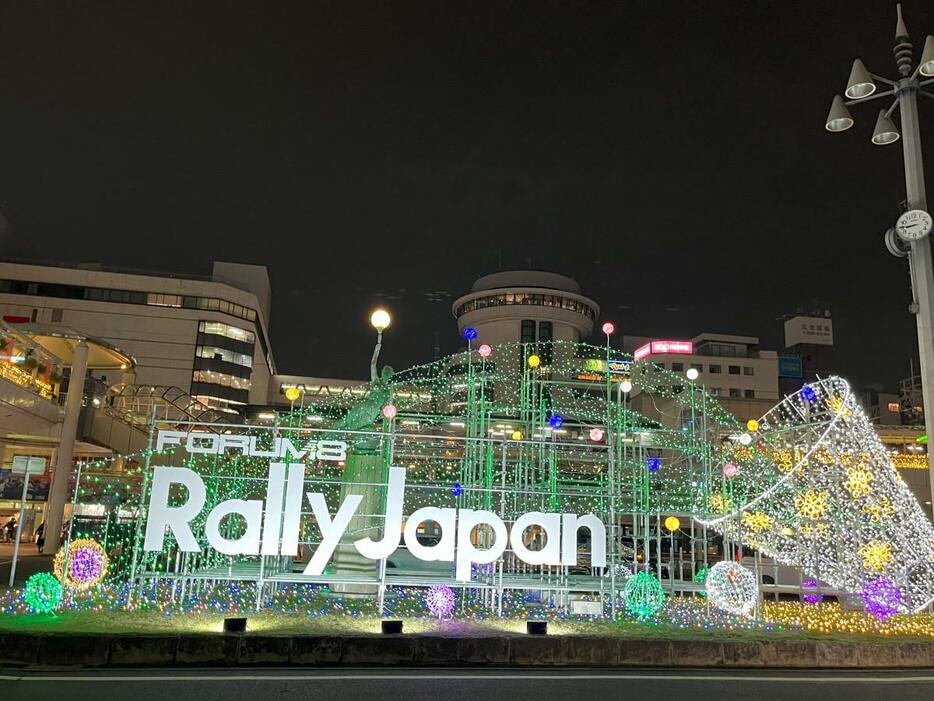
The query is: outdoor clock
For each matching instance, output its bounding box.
[895,209,933,242]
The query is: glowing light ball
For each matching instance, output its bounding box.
[601,322,615,335]
[451,482,464,497]
[863,577,901,620]
[511,430,523,441]
[549,414,564,429]
[801,385,817,402]
[746,419,760,432]
[527,354,541,369]
[620,379,633,393]
[382,404,398,419]
[802,578,823,604]
[705,561,758,616]
[686,368,699,381]
[722,462,738,478]
[284,387,302,402]
[463,327,478,341]
[664,516,680,532]
[738,433,753,446]
[589,427,604,442]
[426,585,457,618]
[370,309,391,332]
[622,571,666,618]
[23,572,62,614]
[646,456,661,472]
[53,538,109,590]
[478,344,492,358]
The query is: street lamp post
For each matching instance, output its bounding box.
[825,4,934,514]
[369,308,392,382]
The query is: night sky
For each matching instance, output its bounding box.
[0,2,932,391]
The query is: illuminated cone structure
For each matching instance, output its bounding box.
[698,377,934,612]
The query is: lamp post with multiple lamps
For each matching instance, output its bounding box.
[824,4,934,513]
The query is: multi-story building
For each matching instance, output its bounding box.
[0,259,275,414]
[622,332,780,421]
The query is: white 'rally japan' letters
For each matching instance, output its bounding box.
[143,464,607,580]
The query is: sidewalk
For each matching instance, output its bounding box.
[0,543,53,588]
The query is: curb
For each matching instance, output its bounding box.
[0,633,932,668]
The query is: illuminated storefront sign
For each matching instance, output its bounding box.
[144,433,607,582]
[633,340,693,361]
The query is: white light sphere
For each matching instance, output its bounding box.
[620,379,633,393]
[705,561,758,616]
[370,309,392,332]
[738,432,753,446]
[686,368,699,381]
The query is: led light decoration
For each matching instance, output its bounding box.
[451,482,464,497]
[601,322,615,335]
[705,561,758,616]
[23,572,63,614]
[549,414,564,429]
[589,428,604,442]
[722,462,738,478]
[382,404,398,420]
[802,579,823,605]
[426,584,456,618]
[463,327,478,342]
[622,571,665,618]
[863,577,901,620]
[697,377,934,613]
[527,354,541,369]
[478,344,492,359]
[284,387,302,402]
[664,516,680,532]
[511,430,523,441]
[54,539,109,590]
[646,456,660,472]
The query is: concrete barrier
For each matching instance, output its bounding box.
[0,632,928,669]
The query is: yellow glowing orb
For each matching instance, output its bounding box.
[527,354,541,369]
[664,516,680,532]
[284,387,302,402]
[746,419,760,432]
[511,430,523,441]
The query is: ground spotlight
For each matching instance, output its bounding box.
[381,619,404,634]
[526,621,548,635]
[223,617,247,633]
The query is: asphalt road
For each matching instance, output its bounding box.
[3,667,934,701]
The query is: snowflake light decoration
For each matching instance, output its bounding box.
[858,541,893,574]
[54,538,109,590]
[741,511,772,533]
[795,490,829,520]
[844,466,873,499]
[425,585,456,618]
[705,561,758,616]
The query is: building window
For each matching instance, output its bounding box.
[520,320,536,345]
[729,365,740,375]
[691,363,702,371]
[51,308,63,322]
[743,366,754,376]
[744,389,755,398]
[539,321,553,363]
[710,387,721,396]
[709,365,721,374]
[729,388,741,398]
[671,362,684,372]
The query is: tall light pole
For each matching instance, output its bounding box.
[825,4,934,513]
[369,308,392,382]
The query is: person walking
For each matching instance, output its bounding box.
[4,517,17,543]
[35,522,45,552]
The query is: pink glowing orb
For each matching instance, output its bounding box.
[601,322,615,335]
[478,344,492,358]
[722,462,738,478]
[382,404,398,419]
[589,427,605,442]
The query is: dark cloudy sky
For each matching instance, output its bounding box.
[0,2,931,390]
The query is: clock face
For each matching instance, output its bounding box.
[896,209,933,242]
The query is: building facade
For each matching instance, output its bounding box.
[0,259,275,413]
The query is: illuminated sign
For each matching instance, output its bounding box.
[143,464,607,581]
[633,340,693,361]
